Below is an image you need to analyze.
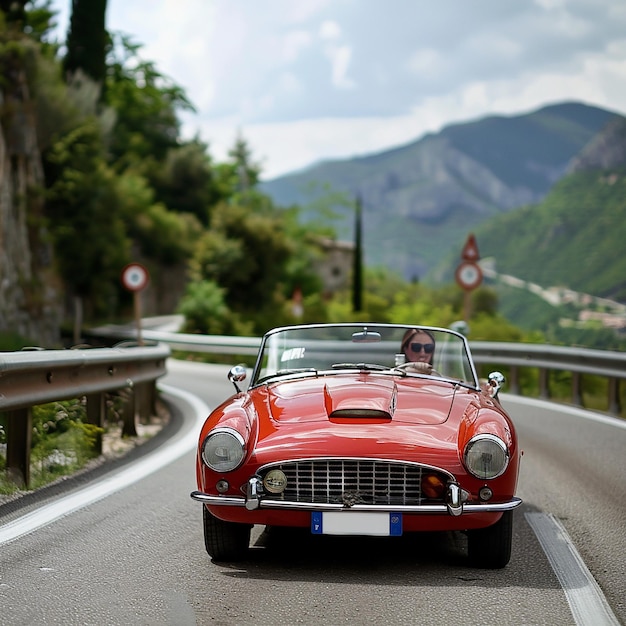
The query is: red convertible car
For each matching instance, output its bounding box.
[191,323,522,568]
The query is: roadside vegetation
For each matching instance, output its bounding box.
[0,399,100,494]
[0,391,167,498]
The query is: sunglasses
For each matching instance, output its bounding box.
[408,342,435,354]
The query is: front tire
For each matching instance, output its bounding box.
[203,506,251,561]
[467,510,513,569]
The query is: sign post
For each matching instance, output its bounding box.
[121,263,149,345]
[455,234,483,323]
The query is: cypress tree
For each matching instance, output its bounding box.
[63,0,108,89]
[0,0,26,26]
[352,195,363,313]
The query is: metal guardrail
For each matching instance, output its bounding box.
[127,330,625,416]
[102,327,625,416]
[470,341,626,414]
[470,341,626,378]
[0,343,170,486]
[138,330,261,355]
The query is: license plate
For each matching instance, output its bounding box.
[311,511,402,536]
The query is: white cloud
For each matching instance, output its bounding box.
[407,48,446,78]
[283,0,335,24]
[282,30,313,62]
[319,19,342,40]
[533,0,567,10]
[318,20,355,89]
[327,44,356,89]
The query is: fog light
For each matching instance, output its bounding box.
[421,474,446,499]
[216,479,229,493]
[263,469,287,494]
[479,486,493,501]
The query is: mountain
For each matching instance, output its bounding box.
[261,102,621,281]
[568,115,626,173]
[466,117,626,308]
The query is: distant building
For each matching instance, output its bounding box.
[312,238,354,296]
[578,310,626,330]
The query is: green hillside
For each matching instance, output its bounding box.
[476,171,626,301]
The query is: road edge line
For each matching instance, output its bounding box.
[525,511,620,626]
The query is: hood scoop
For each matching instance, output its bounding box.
[330,408,392,419]
[324,379,397,420]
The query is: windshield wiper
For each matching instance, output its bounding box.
[330,363,388,371]
[256,368,318,384]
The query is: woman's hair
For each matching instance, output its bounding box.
[401,328,436,363]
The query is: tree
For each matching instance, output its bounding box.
[63,0,107,90]
[228,133,262,192]
[150,140,222,226]
[105,35,194,168]
[352,195,363,312]
[176,280,254,336]
[45,120,130,332]
[0,0,26,26]
[191,202,293,314]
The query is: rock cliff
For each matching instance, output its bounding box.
[0,45,61,346]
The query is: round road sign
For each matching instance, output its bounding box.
[455,261,483,291]
[122,263,149,292]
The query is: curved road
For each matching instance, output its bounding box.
[0,360,624,625]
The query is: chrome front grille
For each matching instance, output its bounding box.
[258,459,448,506]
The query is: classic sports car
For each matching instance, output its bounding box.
[191,323,522,568]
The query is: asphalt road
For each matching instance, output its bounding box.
[0,360,624,625]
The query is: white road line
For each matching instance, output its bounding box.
[0,384,209,547]
[504,394,626,430]
[526,512,620,626]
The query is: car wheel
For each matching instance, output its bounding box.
[466,510,513,569]
[203,506,251,561]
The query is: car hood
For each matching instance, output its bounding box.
[262,375,459,426]
[248,376,472,467]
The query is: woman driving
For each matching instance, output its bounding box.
[400,328,436,374]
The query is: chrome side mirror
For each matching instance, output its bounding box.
[486,371,505,399]
[228,364,247,392]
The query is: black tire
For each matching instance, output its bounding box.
[466,511,513,569]
[203,506,251,561]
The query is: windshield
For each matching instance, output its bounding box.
[250,324,478,387]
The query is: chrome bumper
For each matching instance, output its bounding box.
[190,479,522,516]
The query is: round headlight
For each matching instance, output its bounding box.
[463,434,509,479]
[201,429,245,472]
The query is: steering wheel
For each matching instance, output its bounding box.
[395,361,433,374]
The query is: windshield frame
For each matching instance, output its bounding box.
[249,323,479,389]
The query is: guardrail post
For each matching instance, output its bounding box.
[538,368,550,399]
[571,372,583,407]
[509,366,521,395]
[120,387,137,437]
[5,408,31,487]
[135,382,153,424]
[86,393,105,454]
[608,378,621,416]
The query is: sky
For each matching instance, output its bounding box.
[50,0,626,180]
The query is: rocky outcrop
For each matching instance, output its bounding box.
[568,117,626,173]
[0,43,62,346]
